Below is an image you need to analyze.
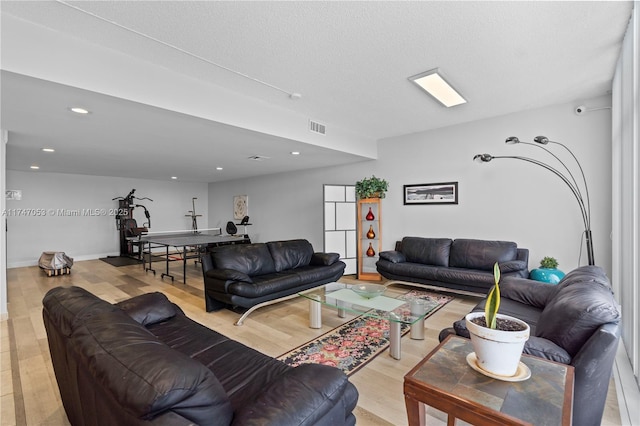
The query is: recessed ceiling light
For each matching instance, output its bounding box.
[408,69,466,107]
[290,151,300,155]
[42,148,55,152]
[216,167,223,171]
[69,107,90,114]
[30,165,40,170]
[171,176,178,180]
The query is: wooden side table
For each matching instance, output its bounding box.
[404,335,574,426]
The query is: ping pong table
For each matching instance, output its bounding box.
[133,229,251,283]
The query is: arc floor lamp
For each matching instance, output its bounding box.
[474,136,595,265]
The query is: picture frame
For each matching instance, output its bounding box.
[233,195,248,220]
[403,182,458,205]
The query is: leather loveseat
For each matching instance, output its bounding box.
[202,239,345,324]
[376,237,529,294]
[43,286,359,426]
[439,265,621,426]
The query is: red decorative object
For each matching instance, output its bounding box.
[366,243,376,257]
[366,225,376,239]
[365,207,375,221]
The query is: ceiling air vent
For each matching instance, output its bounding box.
[309,120,326,135]
[247,155,270,161]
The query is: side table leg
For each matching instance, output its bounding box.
[309,295,322,329]
[405,395,426,426]
[389,319,401,359]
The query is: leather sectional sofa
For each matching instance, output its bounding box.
[202,239,345,324]
[43,286,359,426]
[439,265,621,426]
[376,237,529,294]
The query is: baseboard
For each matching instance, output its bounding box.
[7,252,119,268]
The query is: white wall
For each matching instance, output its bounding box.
[209,96,613,275]
[5,171,208,267]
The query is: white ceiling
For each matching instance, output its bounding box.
[1,1,633,183]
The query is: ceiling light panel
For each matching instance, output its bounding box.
[409,69,466,107]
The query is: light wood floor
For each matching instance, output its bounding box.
[1,258,623,425]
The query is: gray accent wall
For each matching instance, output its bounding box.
[5,171,208,267]
[209,95,613,276]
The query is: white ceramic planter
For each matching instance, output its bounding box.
[465,312,530,377]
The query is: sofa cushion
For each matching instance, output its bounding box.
[377,260,441,282]
[267,239,314,272]
[401,237,452,266]
[232,364,349,425]
[535,279,620,357]
[552,265,611,298]
[211,243,276,276]
[449,239,517,271]
[205,268,253,284]
[117,292,177,326]
[228,272,302,298]
[435,267,496,289]
[290,263,345,284]
[523,336,572,364]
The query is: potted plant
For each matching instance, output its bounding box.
[465,263,530,377]
[355,175,388,199]
[529,256,566,284]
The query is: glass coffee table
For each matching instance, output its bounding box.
[298,284,430,359]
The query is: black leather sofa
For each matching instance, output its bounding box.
[439,265,621,426]
[376,237,529,294]
[43,286,359,426]
[202,239,345,324]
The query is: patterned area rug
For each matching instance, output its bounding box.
[277,290,453,376]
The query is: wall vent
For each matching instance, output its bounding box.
[247,155,270,161]
[309,120,326,135]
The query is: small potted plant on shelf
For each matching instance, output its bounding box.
[465,263,530,377]
[355,175,388,199]
[529,256,566,284]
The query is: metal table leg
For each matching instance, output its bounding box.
[309,295,322,329]
[389,319,402,360]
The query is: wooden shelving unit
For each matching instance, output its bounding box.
[357,198,382,280]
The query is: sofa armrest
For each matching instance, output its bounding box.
[378,250,406,263]
[498,260,527,274]
[499,277,556,308]
[516,247,529,263]
[311,252,340,266]
[205,268,253,283]
[232,364,351,426]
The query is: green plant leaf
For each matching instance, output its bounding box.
[540,256,559,269]
[484,262,501,329]
[355,175,388,199]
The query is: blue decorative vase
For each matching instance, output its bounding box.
[529,268,565,284]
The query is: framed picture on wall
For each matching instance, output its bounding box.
[233,195,248,219]
[403,182,458,205]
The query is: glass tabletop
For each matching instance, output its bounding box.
[299,285,430,325]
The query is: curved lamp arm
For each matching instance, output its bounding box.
[473,153,594,265]
[506,137,587,225]
[533,136,592,230]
